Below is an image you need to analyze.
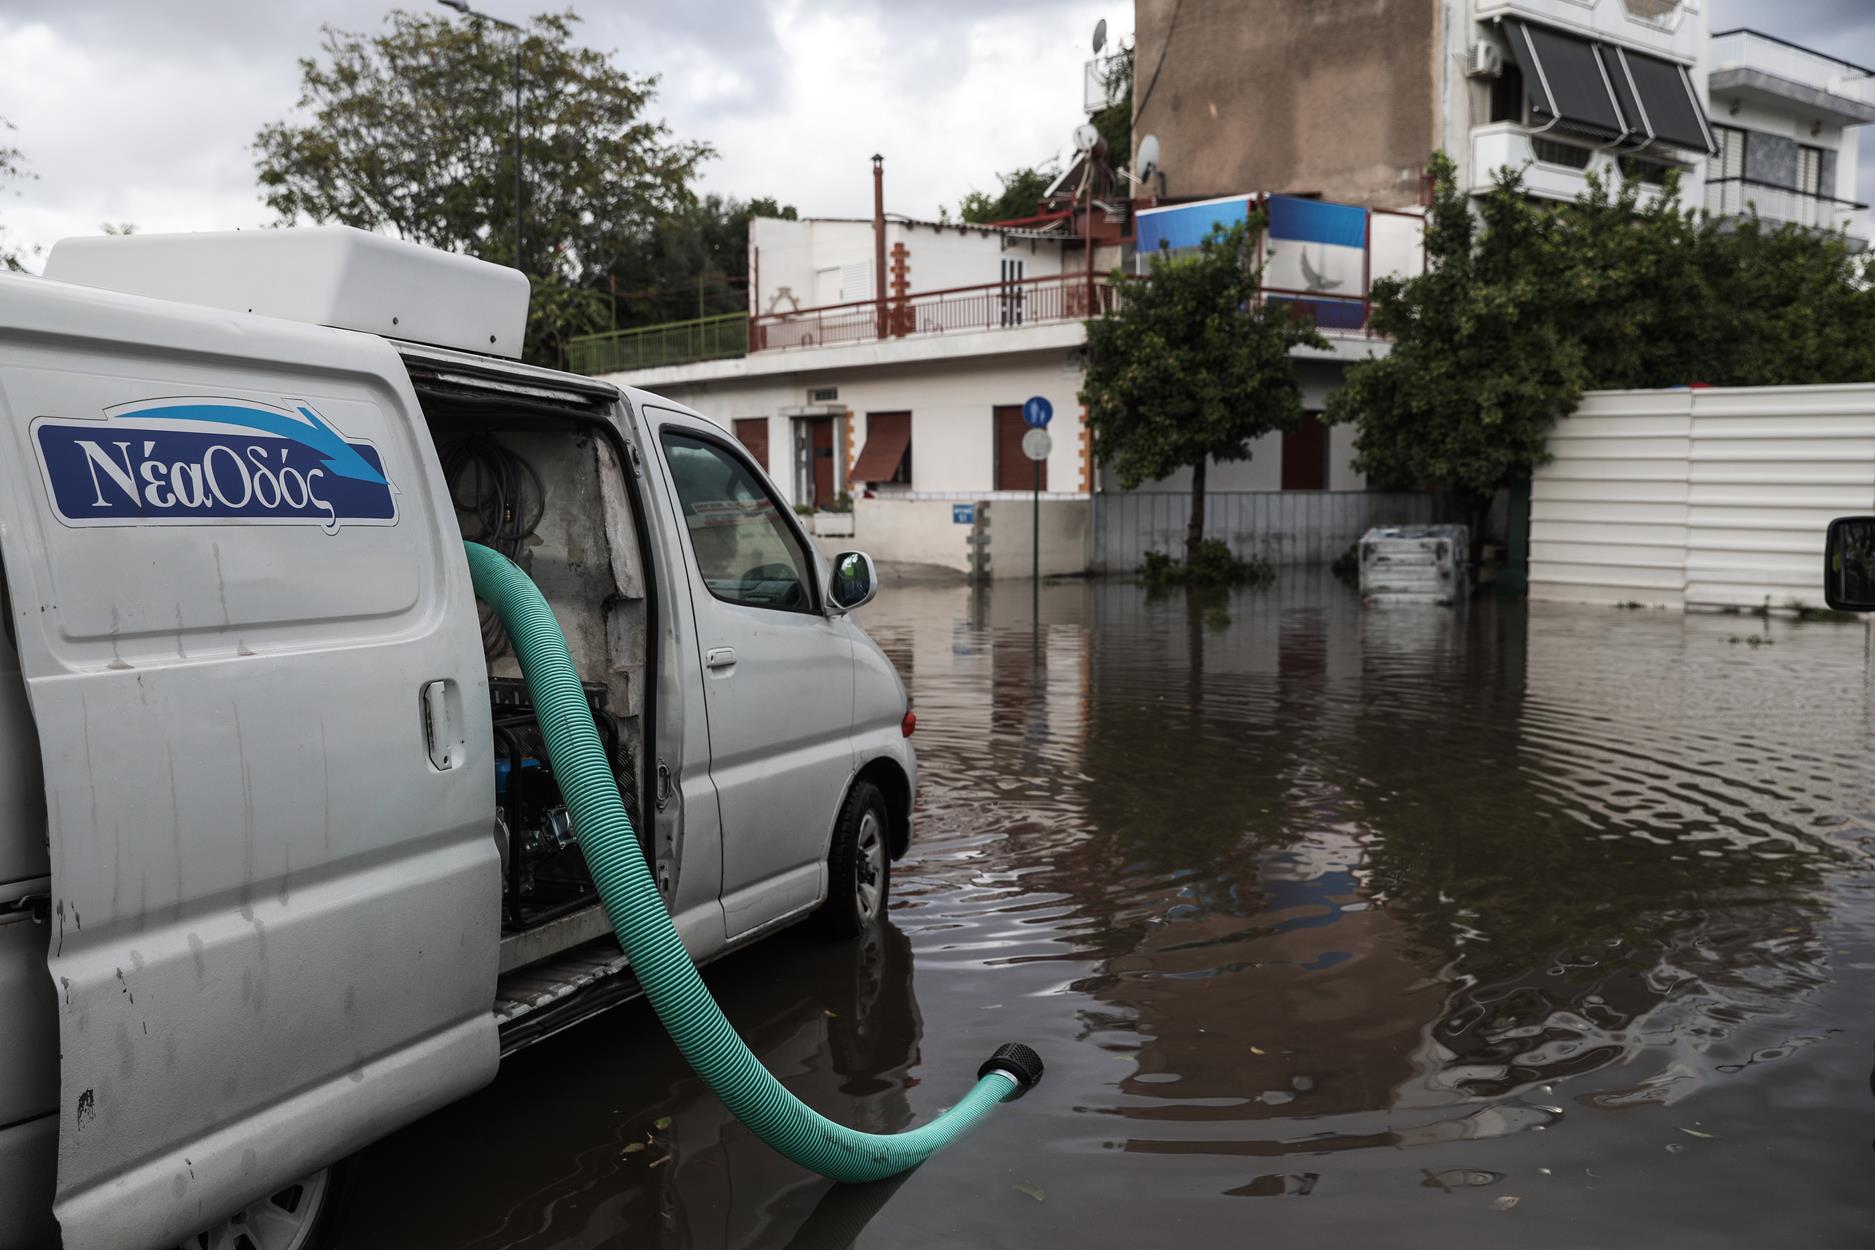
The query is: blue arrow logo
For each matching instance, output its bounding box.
[112,402,389,486]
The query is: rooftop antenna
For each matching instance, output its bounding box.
[1092,17,1107,54]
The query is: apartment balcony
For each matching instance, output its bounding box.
[567,311,747,376]
[1704,177,1868,245]
[1710,29,1875,125]
[749,272,1119,353]
[1470,123,1677,204]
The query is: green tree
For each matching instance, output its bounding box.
[1091,41,1133,174]
[1329,153,1875,557]
[605,193,795,328]
[955,166,1057,225]
[0,117,34,272]
[1081,217,1326,563]
[253,9,710,366]
[1325,153,1588,545]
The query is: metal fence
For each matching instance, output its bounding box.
[750,273,1119,353]
[1092,490,1443,572]
[567,312,748,376]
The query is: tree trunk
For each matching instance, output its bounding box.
[1186,456,1208,565]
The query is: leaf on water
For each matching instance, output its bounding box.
[1492,1196,1520,1212]
[824,1009,838,1018]
[654,1116,672,1130]
[648,1154,671,1169]
[621,1142,646,1154]
[1679,1128,1715,1139]
[1250,1046,1266,1055]
[1014,1181,1046,1202]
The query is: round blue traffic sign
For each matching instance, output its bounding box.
[1023,396,1053,429]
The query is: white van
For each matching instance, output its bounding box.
[0,227,915,1250]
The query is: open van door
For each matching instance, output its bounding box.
[0,275,500,1249]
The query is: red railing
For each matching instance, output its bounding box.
[750,272,1121,353]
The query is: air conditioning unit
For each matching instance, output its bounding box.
[1469,42,1504,79]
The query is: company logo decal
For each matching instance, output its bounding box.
[33,398,397,534]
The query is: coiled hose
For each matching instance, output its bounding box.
[464,541,1042,1182]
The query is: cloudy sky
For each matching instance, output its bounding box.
[0,0,1112,264]
[0,0,1870,265]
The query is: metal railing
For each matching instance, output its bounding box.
[1704,176,1868,234]
[567,311,748,376]
[1710,29,1875,106]
[749,273,1120,353]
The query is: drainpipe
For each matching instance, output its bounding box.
[873,155,887,342]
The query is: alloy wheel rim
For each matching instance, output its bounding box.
[189,1168,330,1250]
[856,810,885,919]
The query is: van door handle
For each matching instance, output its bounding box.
[421,679,464,770]
[705,646,737,671]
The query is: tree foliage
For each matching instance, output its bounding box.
[955,166,1057,225]
[0,117,34,272]
[253,9,710,365]
[1081,218,1326,561]
[1091,40,1133,174]
[604,193,794,329]
[1329,152,1875,520]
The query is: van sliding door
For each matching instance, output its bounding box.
[0,277,500,1250]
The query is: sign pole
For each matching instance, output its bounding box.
[1020,395,1054,609]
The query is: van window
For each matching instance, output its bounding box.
[662,430,815,612]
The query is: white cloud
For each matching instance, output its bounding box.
[0,0,1120,265]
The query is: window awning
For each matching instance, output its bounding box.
[1614,46,1716,154]
[851,413,910,482]
[1505,19,1627,143]
[1505,19,1717,155]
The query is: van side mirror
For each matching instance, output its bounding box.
[828,551,879,614]
[1825,516,1875,611]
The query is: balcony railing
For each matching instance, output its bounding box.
[749,272,1120,353]
[1710,29,1875,107]
[567,311,748,376]
[1704,176,1868,234]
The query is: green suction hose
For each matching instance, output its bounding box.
[464,541,1042,1182]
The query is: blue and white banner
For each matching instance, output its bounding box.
[1135,195,1253,265]
[1263,195,1367,299]
[33,397,398,534]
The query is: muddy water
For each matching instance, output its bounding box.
[344,575,1875,1248]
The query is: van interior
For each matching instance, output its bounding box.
[404,350,658,963]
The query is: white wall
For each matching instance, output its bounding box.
[640,345,1090,505]
[750,217,1071,318]
[1531,384,1875,610]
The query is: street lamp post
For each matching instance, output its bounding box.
[439,0,524,275]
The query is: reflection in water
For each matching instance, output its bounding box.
[343,575,1875,1247]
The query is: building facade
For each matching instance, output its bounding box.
[1131,1,1869,238]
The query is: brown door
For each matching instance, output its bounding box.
[733,418,770,472]
[1281,415,1329,491]
[994,405,1046,491]
[810,418,835,505]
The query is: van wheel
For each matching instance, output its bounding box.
[818,781,890,940]
[182,1163,348,1250]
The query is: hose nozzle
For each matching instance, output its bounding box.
[978,1043,1045,1097]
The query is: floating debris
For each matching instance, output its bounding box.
[1014,1181,1046,1202]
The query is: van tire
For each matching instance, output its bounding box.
[180,1159,353,1250]
[818,781,890,940]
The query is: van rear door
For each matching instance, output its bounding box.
[0,274,500,1250]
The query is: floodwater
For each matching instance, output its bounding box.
[344,574,1875,1248]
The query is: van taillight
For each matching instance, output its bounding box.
[901,710,916,738]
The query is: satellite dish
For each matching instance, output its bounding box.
[1092,18,1108,54]
[1136,134,1161,179]
[1073,122,1100,154]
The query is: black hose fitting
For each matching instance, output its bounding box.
[978,1043,1045,1098]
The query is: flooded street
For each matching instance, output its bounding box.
[345,575,1875,1248]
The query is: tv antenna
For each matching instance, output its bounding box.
[1092,18,1107,54]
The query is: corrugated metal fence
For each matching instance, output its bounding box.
[1531,385,1875,610]
[1093,490,1441,571]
